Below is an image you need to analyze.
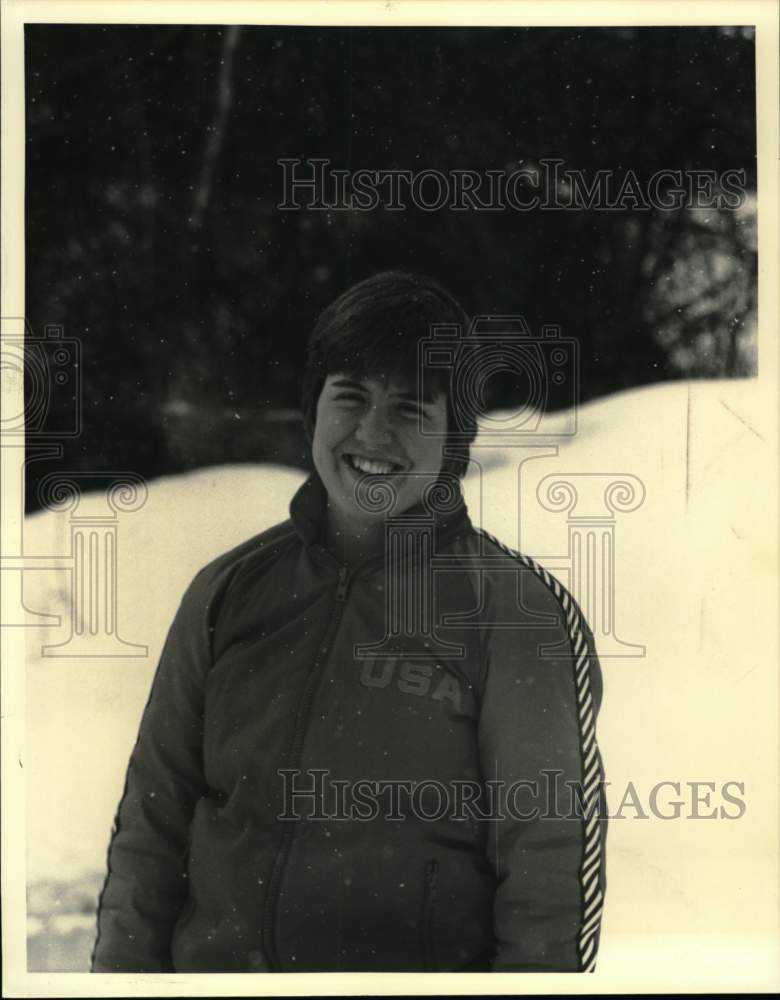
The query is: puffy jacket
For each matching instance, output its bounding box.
[91,473,607,973]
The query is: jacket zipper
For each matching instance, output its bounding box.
[261,564,350,971]
[421,858,439,972]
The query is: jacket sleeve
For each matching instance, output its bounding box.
[90,568,213,972]
[477,561,608,972]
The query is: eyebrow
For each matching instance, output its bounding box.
[330,377,430,405]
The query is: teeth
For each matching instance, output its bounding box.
[347,454,398,474]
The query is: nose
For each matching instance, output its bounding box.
[354,402,393,445]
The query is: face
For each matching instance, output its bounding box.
[312,372,448,526]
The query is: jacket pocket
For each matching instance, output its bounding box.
[421,859,439,972]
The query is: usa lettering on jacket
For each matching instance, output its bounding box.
[359,658,463,709]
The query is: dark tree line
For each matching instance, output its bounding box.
[24,25,756,511]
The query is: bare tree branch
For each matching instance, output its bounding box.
[190,26,242,232]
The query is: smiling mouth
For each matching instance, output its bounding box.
[342,453,405,475]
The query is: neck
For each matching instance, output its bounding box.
[323,505,386,567]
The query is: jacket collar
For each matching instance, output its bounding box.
[289,472,472,562]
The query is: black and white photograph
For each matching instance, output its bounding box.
[2,0,778,994]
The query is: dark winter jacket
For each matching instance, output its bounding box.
[91,473,607,973]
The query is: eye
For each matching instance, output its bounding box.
[333,392,365,405]
[398,401,425,419]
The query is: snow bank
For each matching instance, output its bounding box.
[21,378,779,982]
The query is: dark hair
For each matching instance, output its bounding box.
[301,270,477,478]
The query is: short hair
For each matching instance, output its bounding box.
[301,270,477,479]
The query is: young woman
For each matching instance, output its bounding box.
[91,271,607,973]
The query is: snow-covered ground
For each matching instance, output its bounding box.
[20,378,779,985]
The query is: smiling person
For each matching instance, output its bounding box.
[304,277,459,566]
[311,372,448,564]
[91,271,608,974]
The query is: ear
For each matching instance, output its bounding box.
[301,372,325,444]
[440,449,466,480]
[302,409,315,443]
